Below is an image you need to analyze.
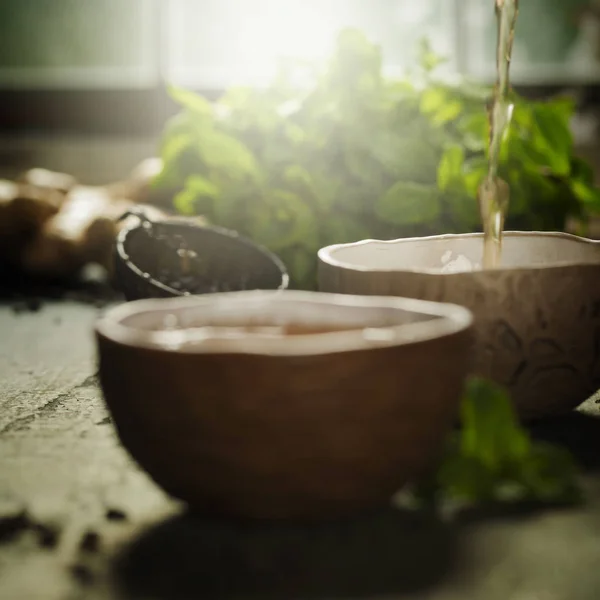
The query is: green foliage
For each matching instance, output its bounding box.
[157,29,600,289]
[421,378,582,507]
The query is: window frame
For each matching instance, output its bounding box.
[0,0,595,136]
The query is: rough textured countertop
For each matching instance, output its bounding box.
[2,296,600,600]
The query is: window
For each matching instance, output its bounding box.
[0,0,159,88]
[1,0,600,133]
[166,0,459,87]
[463,0,600,84]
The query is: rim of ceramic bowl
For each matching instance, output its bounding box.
[95,290,473,357]
[318,231,600,275]
[115,215,290,296]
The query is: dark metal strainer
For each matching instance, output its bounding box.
[114,209,289,301]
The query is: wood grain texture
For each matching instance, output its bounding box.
[97,326,471,519]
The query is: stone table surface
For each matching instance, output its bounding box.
[2,297,600,600]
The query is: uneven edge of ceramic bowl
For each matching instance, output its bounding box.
[318,231,600,275]
[95,290,473,357]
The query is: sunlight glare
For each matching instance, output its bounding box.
[226,1,347,82]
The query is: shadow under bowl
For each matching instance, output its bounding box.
[95,290,473,520]
[318,231,600,420]
[114,217,289,301]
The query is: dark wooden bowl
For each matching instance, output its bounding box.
[95,290,474,520]
[114,211,288,301]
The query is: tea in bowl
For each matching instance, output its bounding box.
[95,290,473,519]
[319,231,600,420]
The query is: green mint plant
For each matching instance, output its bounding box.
[155,29,600,289]
[413,377,582,509]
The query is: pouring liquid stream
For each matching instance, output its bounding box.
[479,0,519,269]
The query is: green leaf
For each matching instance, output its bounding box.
[518,444,581,503]
[329,28,383,95]
[570,179,600,209]
[456,80,492,104]
[571,155,595,185]
[420,87,447,115]
[173,188,197,216]
[425,376,583,507]
[436,453,496,502]
[520,166,558,203]
[279,165,337,211]
[320,213,372,246]
[173,175,220,216]
[568,156,600,210]
[250,189,317,251]
[506,135,555,172]
[431,101,463,126]
[457,112,488,152]
[335,28,377,61]
[546,95,576,121]
[282,164,314,191]
[438,145,465,192]
[417,38,447,74]
[420,86,463,125]
[343,148,386,188]
[530,102,573,176]
[282,246,315,289]
[194,126,262,183]
[460,378,531,469]
[284,121,306,145]
[186,174,220,197]
[510,99,534,130]
[372,135,440,185]
[462,156,488,198]
[306,172,341,211]
[168,85,214,118]
[445,192,480,230]
[161,110,195,141]
[397,142,443,185]
[375,181,442,226]
[153,112,200,189]
[160,133,194,171]
[218,86,255,111]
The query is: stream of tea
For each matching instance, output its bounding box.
[479,0,519,269]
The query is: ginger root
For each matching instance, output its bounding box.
[19,186,132,277]
[0,162,202,281]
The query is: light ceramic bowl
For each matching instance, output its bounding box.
[319,231,600,420]
[96,290,473,520]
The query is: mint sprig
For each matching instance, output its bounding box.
[418,378,582,508]
[158,29,600,289]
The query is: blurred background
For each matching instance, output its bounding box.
[2,0,600,183]
[3,0,600,292]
